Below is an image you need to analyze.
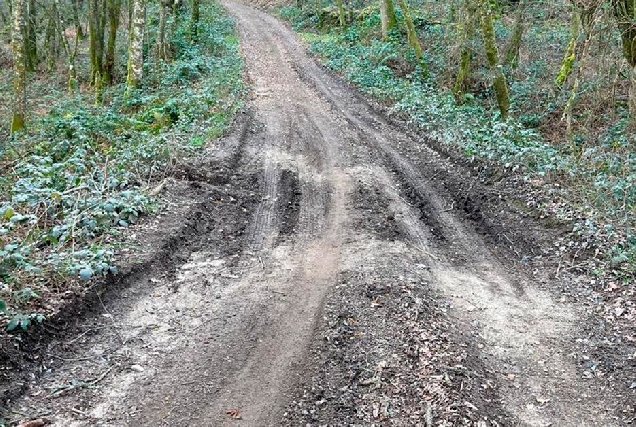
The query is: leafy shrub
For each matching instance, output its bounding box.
[0,2,244,330]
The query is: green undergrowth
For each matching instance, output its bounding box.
[280,6,635,279]
[0,3,244,331]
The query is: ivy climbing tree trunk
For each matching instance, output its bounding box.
[11,0,26,133]
[479,0,510,119]
[104,0,121,84]
[396,0,422,62]
[380,0,397,39]
[126,0,145,93]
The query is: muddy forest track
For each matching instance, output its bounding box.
[3,2,631,426]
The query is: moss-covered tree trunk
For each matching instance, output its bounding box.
[453,0,476,103]
[555,9,580,85]
[89,0,107,103]
[479,0,510,119]
[380,0,397,39]
[396,0,422,61]
[25,0,36,71]
[504,0,526,69]
[104,0,121,84]
[126,0,145,93]
[335,0,346,27]
[11,0,26,133]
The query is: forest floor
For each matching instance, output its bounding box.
[2,2,635,426]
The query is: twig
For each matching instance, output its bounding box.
[88,364,116,385]
[97,294,127,345]
[51,354,100,363]
[148,178,169,197]
[49,365,117,398]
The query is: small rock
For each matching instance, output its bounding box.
[130,365,145,372]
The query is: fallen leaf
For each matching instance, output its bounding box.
[226,408,241,419]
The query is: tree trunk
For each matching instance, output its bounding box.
[335,0,346,27]
[104,0,121,84]
[54,0,80,91]
[380,0,397,39]
[396,0,422,62]
[479,0,509,119]
[190,0,199,41]
[11,0,26,133]
[504,0,526,68]
[556,9,580,85]
[453,0,476,103]
[126,0,145,93]
[612,0,636,121]
[73,0,85,39]
[156,0,171,60]
[89,0,107,102]
[24,0,36,71]
[171,0,181,37]
[44,2,60,71]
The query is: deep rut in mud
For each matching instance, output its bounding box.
[3,2,633,426]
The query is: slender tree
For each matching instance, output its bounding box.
[156,0,171,61]
[11,0,26,133]
[25,0,36,71]
[397,0,422,61]
[335,0,346,27]
[190,0,199,41]
[453,0,477,103]
[89,0,107,102]
[54,0,81,91]
[504,0,527,68]
[478,0,510,118]
[613,0,636,122]
[104,0,121,84]
[380,0,397,39]
[126,0,145,92]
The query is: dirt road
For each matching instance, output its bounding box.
[6,2,630,426]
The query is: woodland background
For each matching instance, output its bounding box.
[0,0,634,330]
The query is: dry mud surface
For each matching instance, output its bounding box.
[2,2,635,426]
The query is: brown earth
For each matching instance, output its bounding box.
[2,1,635,426]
